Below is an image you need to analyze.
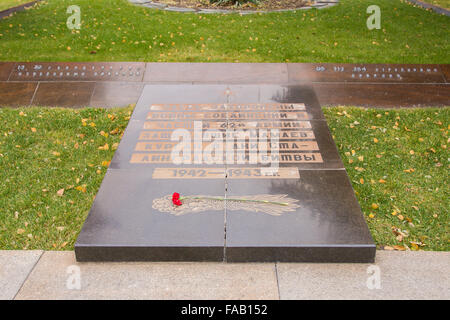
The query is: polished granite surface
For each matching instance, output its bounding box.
[225,170,375,262]
[75,169,225,261]
[76,83,376,262]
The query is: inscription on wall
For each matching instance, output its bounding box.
[9,62,145,82]
[1,63,447,83]
[306,64,446,83]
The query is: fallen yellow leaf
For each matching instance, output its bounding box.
[98,143,109,150]
[75,186,87,193]
[101,160,110,167]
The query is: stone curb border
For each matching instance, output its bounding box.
[0,0,40,20]
[129,0,338,14]
[406,0,450,16]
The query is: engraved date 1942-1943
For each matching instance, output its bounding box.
[181,304,268,317]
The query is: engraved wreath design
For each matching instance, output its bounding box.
[152,194,300,216]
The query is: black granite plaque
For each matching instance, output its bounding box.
[225,170,375,262]
[75,84,375,262]
[75,170,226,261]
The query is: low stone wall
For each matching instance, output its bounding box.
[0,0,40,20]
[128,0,339,14]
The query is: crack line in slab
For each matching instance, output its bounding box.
[223,88,231,262]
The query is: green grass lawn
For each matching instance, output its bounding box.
[324,107,449,251]
[0,106,448,251]
[0,106,132,250]
[0,0,31,12]
[0,0,448,63]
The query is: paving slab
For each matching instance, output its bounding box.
[90,82,143,108]
[277,251,450,300]
[0,82,37,107]
[144,63,288,84]
[226,170,375,262]
[75,169,226,262]
[313,83,450,108]
[0,250,43,300]
[441,64,450,83]
[15,251,279,300]
[0,62,13,81]
[32,82,95,108]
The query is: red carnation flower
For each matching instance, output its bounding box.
[172,193,182,206]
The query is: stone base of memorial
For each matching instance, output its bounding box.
[75,84,375,262]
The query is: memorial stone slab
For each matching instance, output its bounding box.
[0,82,37,107]
[0,62,13,81]
[225,170,375,262]
[312,83,450,108]
[90,82,144,108]
[32,82,95,107]
[144,63,289,84]
[76,83,375,262]
[75,170,226,261]
[441,64,450,83]
[76,85,229,261]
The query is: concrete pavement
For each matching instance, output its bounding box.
[0,250,448,300]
